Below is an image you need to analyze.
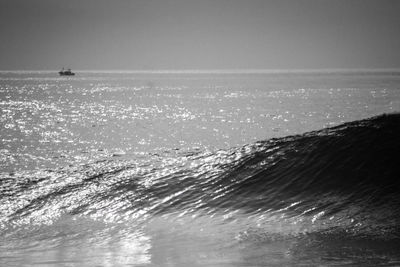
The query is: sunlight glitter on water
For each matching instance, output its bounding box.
[2,71,399,172]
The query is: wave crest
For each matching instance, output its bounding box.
[1,114,400,239]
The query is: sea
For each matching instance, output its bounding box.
[1,69,400,266]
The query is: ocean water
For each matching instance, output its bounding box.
[1,70,400,266]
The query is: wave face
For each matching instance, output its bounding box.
[1,113,400,266]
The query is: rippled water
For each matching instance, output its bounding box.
[1,70,400,266]
[1,70,399,172]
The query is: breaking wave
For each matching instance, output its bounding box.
[1,113,400,265]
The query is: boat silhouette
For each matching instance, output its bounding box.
[59,68,75,76]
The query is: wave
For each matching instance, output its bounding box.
[1,113,400,241]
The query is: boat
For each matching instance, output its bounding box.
[59,68,75,76]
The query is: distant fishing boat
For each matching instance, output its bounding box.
[59,68,75,76]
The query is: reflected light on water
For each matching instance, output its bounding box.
[1,219,152,266]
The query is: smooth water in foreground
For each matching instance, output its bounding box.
[1,70,400,266]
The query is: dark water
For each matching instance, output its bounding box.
[1,113,400,266]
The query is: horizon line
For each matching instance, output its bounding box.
[1,68,400,74]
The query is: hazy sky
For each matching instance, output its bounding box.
[1,0,400,70]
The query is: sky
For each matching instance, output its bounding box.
[0,0,400,70]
